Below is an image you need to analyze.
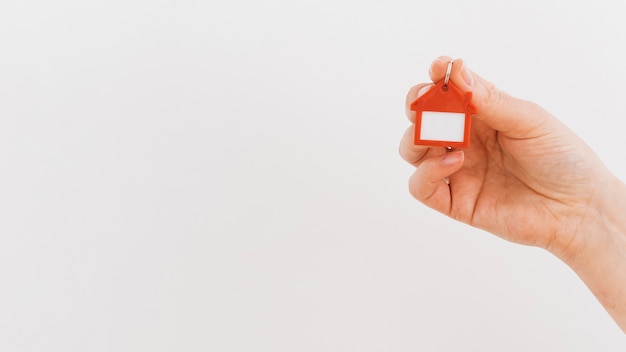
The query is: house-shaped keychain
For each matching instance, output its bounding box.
[410,65,477,148]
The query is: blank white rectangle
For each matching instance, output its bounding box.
[420,111,466,142]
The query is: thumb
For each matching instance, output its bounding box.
[429,56,553,139]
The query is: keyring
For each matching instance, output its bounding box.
[443,60,454,89]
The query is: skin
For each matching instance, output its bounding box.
[400,56,626,332]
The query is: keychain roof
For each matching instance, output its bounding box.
[410,61,477,148]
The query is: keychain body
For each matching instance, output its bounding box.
[410,80,477,148]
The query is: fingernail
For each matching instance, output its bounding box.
[461,63,474,87]
[441,151,463,166]
[417,85,432,98]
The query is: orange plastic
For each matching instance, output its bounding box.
[410,80,477,148]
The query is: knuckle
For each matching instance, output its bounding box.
[408,178,421,200]
[408,167,438,202]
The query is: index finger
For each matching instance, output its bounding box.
[405,56,453,123]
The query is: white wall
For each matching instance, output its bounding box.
[0,0,625,351]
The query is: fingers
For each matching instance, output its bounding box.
[408,151,465,212]
[426,56,555,139]
[402,81,442,167]
[428,55,473,87]
[399,125,447,167]
[405,83,433,123]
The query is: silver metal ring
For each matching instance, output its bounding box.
[443,60,454,87]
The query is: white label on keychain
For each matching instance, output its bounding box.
[419,111,466,142]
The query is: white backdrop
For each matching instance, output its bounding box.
[1,0,625,351]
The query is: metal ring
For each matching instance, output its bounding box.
[443,60,454,87]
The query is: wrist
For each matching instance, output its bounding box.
[543,166,626,262]
[556,173,626,331]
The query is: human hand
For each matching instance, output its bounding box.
[401,56,626,332]
[400,56,619,260]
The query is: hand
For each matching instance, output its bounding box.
[401,56,614,259]
[400,56,626,332]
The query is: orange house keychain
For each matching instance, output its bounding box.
[410,60,477,148]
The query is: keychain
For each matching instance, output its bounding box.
[409,60,477,148]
